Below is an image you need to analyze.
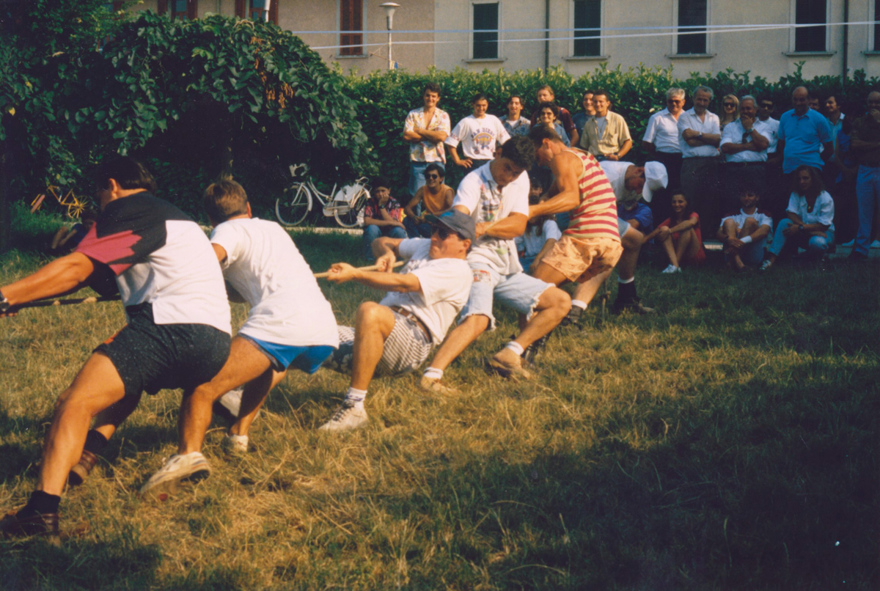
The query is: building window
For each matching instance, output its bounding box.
[573,0,601,57]
[472,2,499,60]
[873,0,880,51]
[235,0,279,24]
[677,0,707,54]
[159,0,197,20]
[339,0,363,56]
[104,2,123,12]
[794,0,826,52]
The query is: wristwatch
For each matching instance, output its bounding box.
[0,289,9,314]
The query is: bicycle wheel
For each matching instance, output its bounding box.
[334,186,369,228]
[275,183,312,226]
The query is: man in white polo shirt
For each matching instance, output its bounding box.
[643,87,685,223]
[720,95,771,218]
[678,85,722,234]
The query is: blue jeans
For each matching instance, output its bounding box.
[363,224,407,259]
[403,216,432,238]
[768,218,834,258]
[854,165,880,256]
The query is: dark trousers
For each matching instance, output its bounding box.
[681,157,721,236]
[721,161,767,215]
[649,151,683,224]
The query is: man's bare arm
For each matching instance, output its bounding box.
[325,262,420,293]
[1,252,95,307]
[528,152,582,218]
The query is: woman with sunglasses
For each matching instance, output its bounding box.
[720,94,740,131]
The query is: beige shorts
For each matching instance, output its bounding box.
[540,234,623,283]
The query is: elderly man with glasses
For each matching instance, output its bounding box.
[643,87,686,222]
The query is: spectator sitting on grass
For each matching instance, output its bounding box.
[760,165,835,271]
[644,190,706,274]
[515,174,561,273]
[717,187,773,271]
[403,163,454,238]
[363,177,407,260]
[50,209,98,255]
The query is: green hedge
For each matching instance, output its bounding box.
[346,63,880,198]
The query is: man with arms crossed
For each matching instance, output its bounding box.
[319,210,474,430]
[419,136,571,390]
[403,82,451,198]
[0,158,232,540]
[139,180,339,497]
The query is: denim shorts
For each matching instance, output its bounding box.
[460,264,554,330]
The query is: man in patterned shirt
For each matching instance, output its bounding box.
[403,82,451,198]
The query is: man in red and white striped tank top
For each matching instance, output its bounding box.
[527,125,623,286]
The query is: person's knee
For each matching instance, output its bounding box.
[539,286,572,315]
[460,313,490,335]
[622,228,643,250]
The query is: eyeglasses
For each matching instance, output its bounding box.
[424,173,441,180]
[723,103,736,108]
[431,225,460,240]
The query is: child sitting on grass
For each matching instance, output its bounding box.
[515,175,562,273]
[644,191,706,274]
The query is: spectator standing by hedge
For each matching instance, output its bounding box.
[643,87,686,224]
[577,89,632,162]
[403,83,451,198]
[719,94,740,131]
[571,89,596,139]
[849,90,880,261]
[530,85,579,147]
[445,93,510,172]
[502,95,531,137]
[678,85,722,234]
[720,96,771,216]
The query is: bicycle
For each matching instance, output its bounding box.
[275,164,371,229]
[30,185,87,219]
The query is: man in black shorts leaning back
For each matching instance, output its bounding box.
[0,157,232,543]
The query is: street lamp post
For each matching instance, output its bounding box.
[380,2,400,70]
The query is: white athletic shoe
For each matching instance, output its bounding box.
[319,402,368,432]
[661,264,681,274]
[872,240,880,249]
[139,452,211,499]
[840,239,855,247]
[222,434,249,455]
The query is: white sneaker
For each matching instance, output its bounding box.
[139,452,211,499]
[222,434,249,455]
[872,240,880,249]
[840,239,855,247]
[319,401,368,432]
[661,264,681,274]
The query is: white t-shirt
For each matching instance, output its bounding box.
[446,114,511,160]
[678,108,721,158]
[786,191,835,231]
[380,239,472,344]
[453,163,530,275]
[720,119,772,163]
[761,117,780,154]
[719,208,773,231]
[210,217,339,348]
[516,219,562,257]
[598,161,632,200]
[642,109,682,153]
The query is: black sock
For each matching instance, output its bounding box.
[83,430,109,456]
[23,490,61,516]
[617,280,637,303]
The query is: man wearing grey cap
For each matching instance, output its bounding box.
[318,210,475,431]
[563,161,667,324]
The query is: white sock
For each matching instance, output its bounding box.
[344,387,367,407]
[505,341,525,356]
[571,299,587,310]
[618,276,634,285]
[423,367,444,380]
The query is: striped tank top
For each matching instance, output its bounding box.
[563,149,620,242]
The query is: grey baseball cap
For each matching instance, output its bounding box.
[424,209,476,242]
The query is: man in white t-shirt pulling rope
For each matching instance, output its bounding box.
[140,180,339,499]
[319,210,475,431]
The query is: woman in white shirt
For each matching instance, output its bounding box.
[761,165,835,270]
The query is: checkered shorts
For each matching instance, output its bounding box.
[329,310,433,377]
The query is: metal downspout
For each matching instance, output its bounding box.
[544,0,550,73]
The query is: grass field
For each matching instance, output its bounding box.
[0,227,878,590]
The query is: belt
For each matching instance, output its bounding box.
[724,161,765,168]
[390,306,432,343]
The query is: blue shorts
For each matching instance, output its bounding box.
[242,335,334,374]
[460,263,554,330]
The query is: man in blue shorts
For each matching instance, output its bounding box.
[0,158,232,541]
[139,179,339,498]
